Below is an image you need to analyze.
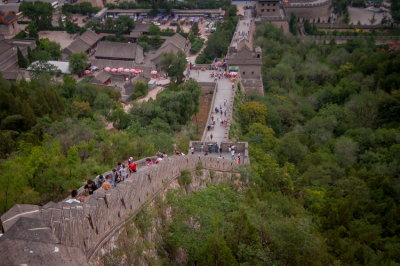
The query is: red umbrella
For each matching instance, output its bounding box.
[117,67,124,72]
[151,70,158,75]
[135,69,142,73]
[124,68,130,73]
[111,68,117,72]
[84,70,91,75]
[104,67,111,72]
[130,69,136,73]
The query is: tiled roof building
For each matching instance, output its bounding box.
[62,30,102,59]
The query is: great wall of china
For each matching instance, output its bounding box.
[0,152,248,265]
[0,15,253,265]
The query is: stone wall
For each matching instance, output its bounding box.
[0,155,245,265]
[97,167,244,264]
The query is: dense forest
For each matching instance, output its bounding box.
[116,23,399,265]
[0,73,200,214]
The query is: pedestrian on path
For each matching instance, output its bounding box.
[210,134,213,141]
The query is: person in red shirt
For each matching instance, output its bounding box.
[128,161,137,174]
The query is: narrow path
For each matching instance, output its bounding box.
[137,86,165,103]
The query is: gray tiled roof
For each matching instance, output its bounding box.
[94,41,138,60]
[63,30,102,55]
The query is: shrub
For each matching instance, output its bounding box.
[178,169,192,190]
[190,38,204,54]
[131,81,148,100]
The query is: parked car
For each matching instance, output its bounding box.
[170,22,178,26]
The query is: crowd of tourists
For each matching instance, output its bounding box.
[190,143,241,164]
[66,157,138,203]
[65,150,191,203]
[207,99,231,134]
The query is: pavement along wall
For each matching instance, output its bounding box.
[0,154,246,265]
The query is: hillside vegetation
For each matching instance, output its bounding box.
[0,75,200,214]
[121,23,400,265]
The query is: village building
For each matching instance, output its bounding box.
[129,23,151,41]
[0,35,36,81]
[91,70,112,85]
[227,40,263,95]
[227,42,262,80]
[149,33,191,69]
[62,30,102,59]
[0,11,18,36]
[90,41,145,69]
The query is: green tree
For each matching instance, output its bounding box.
[38,38,61,59]
[191,22,200,37]
[244,123,278,152]
[111,108,131,130]
[85,19,101,32]
[19,2,53,30]
[131,81,148,100]
[93,92,114,116]
[115,15,134,36]
[148,23,160,35]
[334,136,358,167]
[160,50,187,84]
[197,233,238,266]
[65,20,81,34]
[391,0,400,24]
[66,146,80,179]
[69,52,88,75]
[31,38,61,61]
[289,13,298,35]
[238,102,267,132]
[26,21,39,39]
[17,48,28,68]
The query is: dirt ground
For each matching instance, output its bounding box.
[137,86,165,103]
[192,91,213,138]
[38,31,77,49]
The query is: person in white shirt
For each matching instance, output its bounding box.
[65,190,80,204]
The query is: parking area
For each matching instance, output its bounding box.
[142,14,222,37]
[348,7,390,25]
[52,13,89,28]
[158,18,215,39]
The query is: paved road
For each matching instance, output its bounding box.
[189,70,236,144]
